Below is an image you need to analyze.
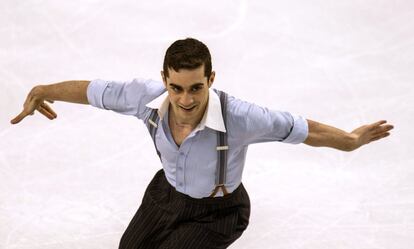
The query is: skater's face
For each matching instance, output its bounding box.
[161,64,215,125]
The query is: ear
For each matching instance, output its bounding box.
[208,71,215,88]
[161,71,167,87]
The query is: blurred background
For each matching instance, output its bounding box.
[1,0,413,248]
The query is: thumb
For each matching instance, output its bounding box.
[10,110,29,124]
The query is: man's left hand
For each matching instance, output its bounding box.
[350,120,394,150]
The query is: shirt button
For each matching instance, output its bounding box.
[178,182,183,187]
[179,152,185,156]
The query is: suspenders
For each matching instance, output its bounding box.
[210,90,229,197]
[147,108,162,161]
[145,89,229,197]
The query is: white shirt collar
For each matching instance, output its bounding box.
[145,88,226,133]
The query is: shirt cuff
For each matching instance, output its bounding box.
[282,115,309,144]
[87,79,109,109]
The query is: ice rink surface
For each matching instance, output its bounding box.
[1,0,413,248]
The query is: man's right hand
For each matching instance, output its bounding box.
[11,86,57,124]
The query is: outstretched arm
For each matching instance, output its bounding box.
[303,119,394,151]
[11,80,90,124]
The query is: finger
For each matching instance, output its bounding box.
[40,102,57,117]
[46,99,54,104]
[383,125,394,132]
[10,110,30,124]
[23,97,38,116]
[372,125,394,136]
[371,132,390,142]
[371,120,387,127]
[37,106,56,120]
[369,120,388,132]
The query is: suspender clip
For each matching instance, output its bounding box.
[148,119,158,128]
[216,145,229,151]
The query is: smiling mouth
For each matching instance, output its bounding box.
[180,106,196,112]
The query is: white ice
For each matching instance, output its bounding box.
[1,0,413,248]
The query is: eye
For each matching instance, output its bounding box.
[191,86,202,92]
[171,86,181,92]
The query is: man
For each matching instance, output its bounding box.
[11,38,394,248]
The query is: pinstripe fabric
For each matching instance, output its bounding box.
[118,169,250,249]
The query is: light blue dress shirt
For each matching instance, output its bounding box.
[87,78,309,198]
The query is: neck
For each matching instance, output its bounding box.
[169,105,205,130]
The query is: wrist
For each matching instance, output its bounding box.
[32,85,49,100]
[348,133,360,151]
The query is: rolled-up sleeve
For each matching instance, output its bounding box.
[280,114,308,144]
[87,79,109,109]
[87,78,165,119]
[228,96,308,145]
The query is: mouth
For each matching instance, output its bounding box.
[179,105,197,112]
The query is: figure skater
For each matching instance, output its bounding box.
[11,38,394,249]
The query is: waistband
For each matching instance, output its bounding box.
[170,178,245,205]
[147,169,248,208]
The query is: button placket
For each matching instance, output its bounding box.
[175,134,196,191]
[176,146,188,191]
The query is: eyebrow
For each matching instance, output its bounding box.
[169,83,204,89]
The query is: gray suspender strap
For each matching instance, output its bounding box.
[209,90,229,197]
[146,109,162,161]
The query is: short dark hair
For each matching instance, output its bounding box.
[163,37,212,79]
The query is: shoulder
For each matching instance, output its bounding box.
[116,78,166,106]
[217,91,252,129]
[131,78,165,97]
[225,93,256,120]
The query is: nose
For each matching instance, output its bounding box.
[179,92,194,107]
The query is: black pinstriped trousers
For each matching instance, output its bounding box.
[118,169,251,249]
